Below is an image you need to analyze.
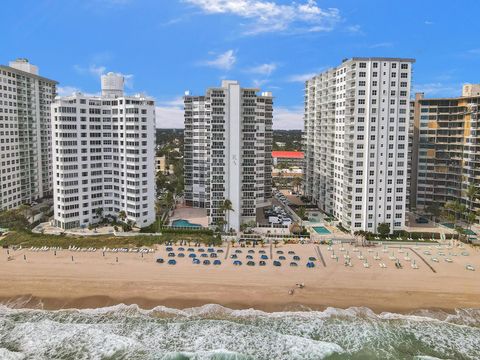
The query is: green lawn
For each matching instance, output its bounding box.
[1,230,220,249]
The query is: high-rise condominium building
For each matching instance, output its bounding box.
[411,85,480,219]
[184,80,273,232]
[304,57,414,233]
[0,58,57,210]
[52,73,156,230]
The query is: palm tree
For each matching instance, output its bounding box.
[95,207,104,223]
[118,210,127,223]
[297,206,306,228]
[292,177,302,194]
[220,199,234,233]
[464,184,479,214]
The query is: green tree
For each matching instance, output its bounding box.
[118,210,127,223]
[464,185,479,212]
[426,202,441,222]
[0,208,29,231]
[95,207,104,222]
[220,199,234,233]
[292,177,302,194]
[297,206,306,227]
[377,223,390,237]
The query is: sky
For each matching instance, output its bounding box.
[2,0,480,129]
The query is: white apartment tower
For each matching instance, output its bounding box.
[0,59,57,209]
[184,80,273,232]
[304,58,414,233]
[52,73,156,230]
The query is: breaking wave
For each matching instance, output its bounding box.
[0,303,479,359]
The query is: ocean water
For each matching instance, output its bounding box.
[0,304,479,360]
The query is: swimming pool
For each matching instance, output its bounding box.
[171,219,202,228]
[313,226,331,234]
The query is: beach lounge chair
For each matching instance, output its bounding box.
[213,260,222,265]
[201,253,208,258]
[276,250,284,254]
[168,259,176,265]
[308,257,316,261]
[247,261,255,266]
[178,253,185,258]
[198,248,205,252]
[293,255,300,261]
[279,256,286,260]
[259,260,267,266]
[193,258,200,264]
[207,248,215,253]
[248,250,255,254]
[259,250,266,254]
[273,260,282,267]
[290,262,298,267]
[168,252,175,257]
[261,255,268,260]
[166,247,173,251]
[210,253,218,258]
[203,260,211,265]
[178,247,185,251]
[217,249,224,253]
[230,254,238,259]
[233,260,242,266]
[187,248,194,252]
[235,249,242,254]
[189,253,196,258]
[156,258,164,264]
[246,255,253,259]
[306,261,315,268]
[288,251,295,255]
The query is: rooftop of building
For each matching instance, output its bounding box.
[0,61,58,84]
[272,151,304,159]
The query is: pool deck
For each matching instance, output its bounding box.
[170,205,209,227]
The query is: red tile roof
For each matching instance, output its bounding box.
[271,151,304,159]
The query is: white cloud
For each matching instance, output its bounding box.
[413,83,461,97]
[57,86,81,97]
[155,97,184,128]
[74,64,134,88]
[287,72,317,82]
[424,20,434,25]
[185,0,340,35]
[201,50,237,70]
[369,42,393,49]
[274,106,303,130]
[74,64,107,77]
[247,63,277,76]
[345,24,362,34]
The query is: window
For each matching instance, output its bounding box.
[401,63,408,70]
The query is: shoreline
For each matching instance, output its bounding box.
[0,295,475,315]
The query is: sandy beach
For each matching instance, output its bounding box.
[0,242,479,313]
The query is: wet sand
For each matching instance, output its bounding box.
[0,243,479,313]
